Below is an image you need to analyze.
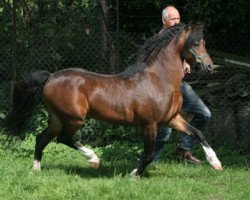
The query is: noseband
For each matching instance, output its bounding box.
[189,48,210,64]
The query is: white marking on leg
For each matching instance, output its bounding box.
[33,160,41,170]
[129,168,139,178]
[75,143,100,169]
[202,145,223,170]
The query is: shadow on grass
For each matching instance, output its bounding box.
[40,143,249,178]
[42,161,138,178]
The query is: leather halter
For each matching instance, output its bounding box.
[182,28,210,65]
[189,48,210,64]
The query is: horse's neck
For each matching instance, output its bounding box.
[146,41,184,89]
[159,44,183,75]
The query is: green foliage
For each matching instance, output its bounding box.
[98,141,142,163]
[1,0,249,79]
[184,0,249,54]
[76,118,142,147]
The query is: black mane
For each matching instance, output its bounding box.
[137,23,186,63]
[117,23,204,79]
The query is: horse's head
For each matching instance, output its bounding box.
[182,23,214,73]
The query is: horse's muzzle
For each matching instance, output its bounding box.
[206,63,214,73]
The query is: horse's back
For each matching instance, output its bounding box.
[43,68,130,123]
[52,67,114,78]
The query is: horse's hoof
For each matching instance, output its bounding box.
[33,166,41,171]
[90,162,100,169]
[212,164,223,170]
[33,164,41,170]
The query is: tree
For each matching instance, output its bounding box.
[99,0,117,71]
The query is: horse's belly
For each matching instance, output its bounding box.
[88,105,134,124]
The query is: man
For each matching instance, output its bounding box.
[140,6,211,164]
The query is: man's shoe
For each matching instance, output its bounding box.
[175,147,202,164]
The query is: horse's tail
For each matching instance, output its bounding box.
[1,70,51,139]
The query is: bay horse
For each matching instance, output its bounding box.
[1,23,222,176]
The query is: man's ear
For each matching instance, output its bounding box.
[162,18,166,26]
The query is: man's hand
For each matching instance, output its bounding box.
[183,59,191,75]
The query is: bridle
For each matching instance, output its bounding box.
[182,47,211,84]
[182,27,210,67]
[189,48,210,65]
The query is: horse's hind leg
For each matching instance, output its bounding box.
[168,113,223,170]
[33,115,61,170]
[33,128,56,170]
[57,127,100,169]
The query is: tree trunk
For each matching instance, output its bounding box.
[37,0,46,19]
[99,0,116,73]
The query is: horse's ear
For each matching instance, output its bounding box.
[188,22,204,33]
[196,22,204,29]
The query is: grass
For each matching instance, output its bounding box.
[0,142,249,200]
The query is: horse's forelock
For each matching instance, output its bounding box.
[184,23,204,51]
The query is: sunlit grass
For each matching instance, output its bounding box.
[0,142,249,200]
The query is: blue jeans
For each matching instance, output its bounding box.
[140,82,211,164]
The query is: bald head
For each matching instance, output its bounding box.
[162,6,180,29]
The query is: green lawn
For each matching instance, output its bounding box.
[0,141,249,200]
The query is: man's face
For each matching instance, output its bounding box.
[162,8,180,28]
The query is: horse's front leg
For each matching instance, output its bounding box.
[130,123,157,177]
[168,113,223,170]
